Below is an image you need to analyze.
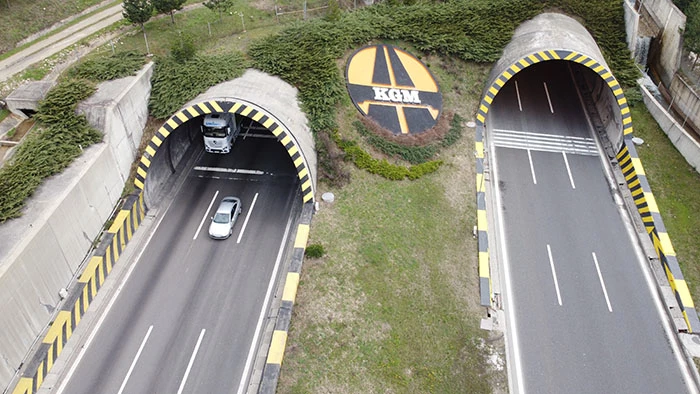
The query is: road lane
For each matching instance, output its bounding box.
[57,135,301,393]
[490,62,692,393]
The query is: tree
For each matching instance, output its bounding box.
[152,0,186,24]
[203,0,234,21]
[122,0,154,54]
[684,0,700,68]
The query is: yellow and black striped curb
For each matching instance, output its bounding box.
[475,124,490,307]
[12,193,147,394]
[475,49,634,309]
[259,202,314,394]
[617,142,700,332]
[134,99,314,204]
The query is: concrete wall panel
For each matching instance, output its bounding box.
[642,0,686,86]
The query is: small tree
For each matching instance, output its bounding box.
[152,0,186,24]
[685,0,700,69]
[122,0,154,53]
[203,0,235,21]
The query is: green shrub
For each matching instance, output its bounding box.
[0,78,102,222]
[170,32,197,63]
[305,243,326,258]
[149,53,248,119]
[68,51,146,81]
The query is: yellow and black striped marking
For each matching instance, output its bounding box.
[134,100,314,203]
[259,203,314,394]
[617,144,700,332]
[476,50,633,137]
[475,125,490,307]
[12,193,146,394]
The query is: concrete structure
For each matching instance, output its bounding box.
[668,73,700,135]
[639,0,686,87]
[640,82,700,171]
[475,12,700,333]
[136,69,317,206]
[4,82,55,118]
[0,64,152,392]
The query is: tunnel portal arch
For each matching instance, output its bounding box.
[134,70,316,205]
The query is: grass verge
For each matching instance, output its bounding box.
[631,104,700,311]
[278,60,506,393]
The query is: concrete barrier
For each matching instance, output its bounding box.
[640,82,700,171]
[0,63,152,392]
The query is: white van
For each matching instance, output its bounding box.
[201,113,240,154]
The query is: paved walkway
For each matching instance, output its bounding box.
[0,2,124,84]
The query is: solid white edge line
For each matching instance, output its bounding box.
[562,152,576,189]
[237,192,259,244]
[547,244,563,306]
[527,149,537,185]
[543,82,554,113]
[592,252,613,313]
[236,209,296,394]
[491,138,526,394]
[193,190,219,240]
[117,325,153,394]
[176,328,207,394]
[515,80,523,111]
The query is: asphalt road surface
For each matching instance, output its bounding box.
[55,132,301,394]
[489,61,694,393]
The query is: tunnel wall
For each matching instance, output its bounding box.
[476,12,700,332]
[137,69,317,205]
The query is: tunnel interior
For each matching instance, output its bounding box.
[139,108,307,209]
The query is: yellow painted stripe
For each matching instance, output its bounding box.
[627,178,640,189]
[592,65,604,73]
[644,192,659,213]
[303,191,313,203]
[488,86,498,96]
[166,118,179,129]
[548,50,560,59]
[624,126,634,135]
[475,141,484,158]
[240,105,254,117]
[134,178,144,190]
[494,78,505,87]
[601,71,612,80]
[298,167,309,180]
[538,51,551,60]
[477,210,487,231]
[620,106,630,115]
[151,135,163,147]
[263,118,275,129]
[210,101,223,112]
[282,272,300,302]
[479,104,489,114]
[176,111,189,122]
[287,145,299,157]
[12,377,33,394]
[267,330,287,365]
[564,52,577,60]
[631,158,645,175]
[137,167,147,178]
[301,179,312,191]
[295,224,310,248]
[502,70,512,80]
[479,251,489,276]
[510,63,521,73]
[230,102,242,113]
[185,106,200,118]
[80,256,101,282]
[251,111,263,122]
[624,171,637,182]
[476,113,485,123]
[145,145,156,158]
[675,279,695,307]
[658,232,676,256]
[280,135,291,146]
[527,54,539,63]
[518,58,530,68]
[484,95,493,105]
[584,59,596,67]
[195,103,211,114]
[622,115,632,126]
[44,311,70,344]
[109,211,130,233]
[293,156,303,168]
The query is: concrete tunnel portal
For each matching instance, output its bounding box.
[133,69,317,207]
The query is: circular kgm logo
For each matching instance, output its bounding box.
[345,44,442,135]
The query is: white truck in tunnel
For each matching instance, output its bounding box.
[201,113,240,154]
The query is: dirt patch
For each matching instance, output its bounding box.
[0,119,36,166]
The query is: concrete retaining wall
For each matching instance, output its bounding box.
[641,0,686,86]
[669,73,700,134]
[0,64,152,392]
[640,83,700,171]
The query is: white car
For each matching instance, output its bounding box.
[208,196,242,239]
